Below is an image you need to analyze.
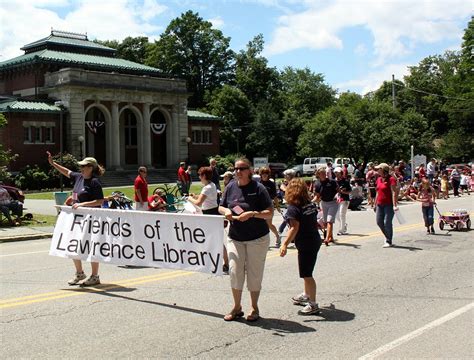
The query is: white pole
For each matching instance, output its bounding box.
[411,145,414,179]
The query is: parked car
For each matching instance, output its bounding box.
[334,157,355,174]
[302,157,334,175]
[0,184,25,203]
[268,163,287,178]
[446,164,471,175]
[289,164,304,177]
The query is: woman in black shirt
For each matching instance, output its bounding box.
[280,178,322,315]
[47,151,105,286]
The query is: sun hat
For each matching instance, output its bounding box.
[77,157,98,168]
[334,167,343,173]
[375,163,390,172]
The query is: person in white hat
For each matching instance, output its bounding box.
[47,151,105,286]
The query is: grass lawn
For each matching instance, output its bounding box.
[0,213,58,228]
[25,182,216,200]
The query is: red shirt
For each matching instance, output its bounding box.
[134,175,148,202]
[418,167,426,178]
[178,167,190,182]
[376,176,396,205]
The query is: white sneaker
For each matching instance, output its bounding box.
[298,302,320,315]
[383,241,393,248]
[292,293,310,306]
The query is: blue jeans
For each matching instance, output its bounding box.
[422,206,434,227]
[376,204,394,243]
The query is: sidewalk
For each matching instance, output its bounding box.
[0,199,57,243]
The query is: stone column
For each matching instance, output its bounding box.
[68,98,84,159]
[171,105,180,166]
[111,101,121,169]
[142,103,152,167]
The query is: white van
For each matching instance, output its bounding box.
[334,157,355,174]
[303,157,334,175]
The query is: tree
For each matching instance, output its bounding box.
[146,11,235,108]
[279,67,335,116]
[297,93,429,166]
[0,114,17,183]
[235,34,280,103]
[95,37,151,64]
[205,85,251,155]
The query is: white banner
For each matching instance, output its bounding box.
[50,207,224,275]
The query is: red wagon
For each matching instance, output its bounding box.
[435,206,471,231]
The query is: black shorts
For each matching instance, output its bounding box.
[297,245,320,278]
[369,188,376,198]
[460,185,468,190]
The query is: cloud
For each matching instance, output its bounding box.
[208,16,224,29]
[335,63,411,95]
[354,43,367,56]
[266,0,470,66]
[0,0,166,61]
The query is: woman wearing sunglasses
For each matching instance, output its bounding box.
[219,158,273,322]
[47,151,105,286]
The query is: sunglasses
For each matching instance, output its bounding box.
[235,167,249,171]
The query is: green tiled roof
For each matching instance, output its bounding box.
[187,110,221,121]
[21,33,115,53]
[0,49,162,74]
[0,100,61,113]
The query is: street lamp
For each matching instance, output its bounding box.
[233,128,242,153]
[78,135,85,159]
[186,136,192,163]
[54,101,65,192]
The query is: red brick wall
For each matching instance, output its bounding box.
[0,112,60,171]
[187,120,220,166]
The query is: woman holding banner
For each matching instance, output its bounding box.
[189,167,229,273]
[47,151,105,286]
[219,158,273,322]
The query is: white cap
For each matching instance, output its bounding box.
[334,167,343,173]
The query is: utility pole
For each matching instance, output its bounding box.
[392,74,396,109]
[234,128,241,153]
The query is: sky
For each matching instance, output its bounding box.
[0,0,471,94]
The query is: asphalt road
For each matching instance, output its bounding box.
[1,196,473,359]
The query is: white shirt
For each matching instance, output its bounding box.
[460,174,469,186]
[427,162,435,175]
[0,187,11,205]
[201,182,218,210]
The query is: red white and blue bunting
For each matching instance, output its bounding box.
[151,123,166,135]
[86,120,105,134]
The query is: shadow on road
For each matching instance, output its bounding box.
[302,304,355,323]
[70,289,317,334]
[391,244,423,251]
[333,242,361,249]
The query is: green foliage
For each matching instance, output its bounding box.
[298,94,430,166]
[47,152,78,187]
[206,154,236,174]
[235,34,280,103]
[14,165,50,190]
[146,10,235,108]
[0,114,17,184]
[205,85,251,154]
[95,37,150,64]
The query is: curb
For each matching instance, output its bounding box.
[0,233,53,243]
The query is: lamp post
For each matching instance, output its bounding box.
[54,101,65,192]
[234,128,241,153]
[78,135,85,159]
[186,136,192,163]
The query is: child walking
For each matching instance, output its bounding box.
[441,174,449,199]
[418,178,437,234]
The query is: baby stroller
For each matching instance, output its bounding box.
[105,191,134,210]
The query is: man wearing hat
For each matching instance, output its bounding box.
[374,162,398,248]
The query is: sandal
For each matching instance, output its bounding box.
[224,308,244,321]
[246,309,260,322]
